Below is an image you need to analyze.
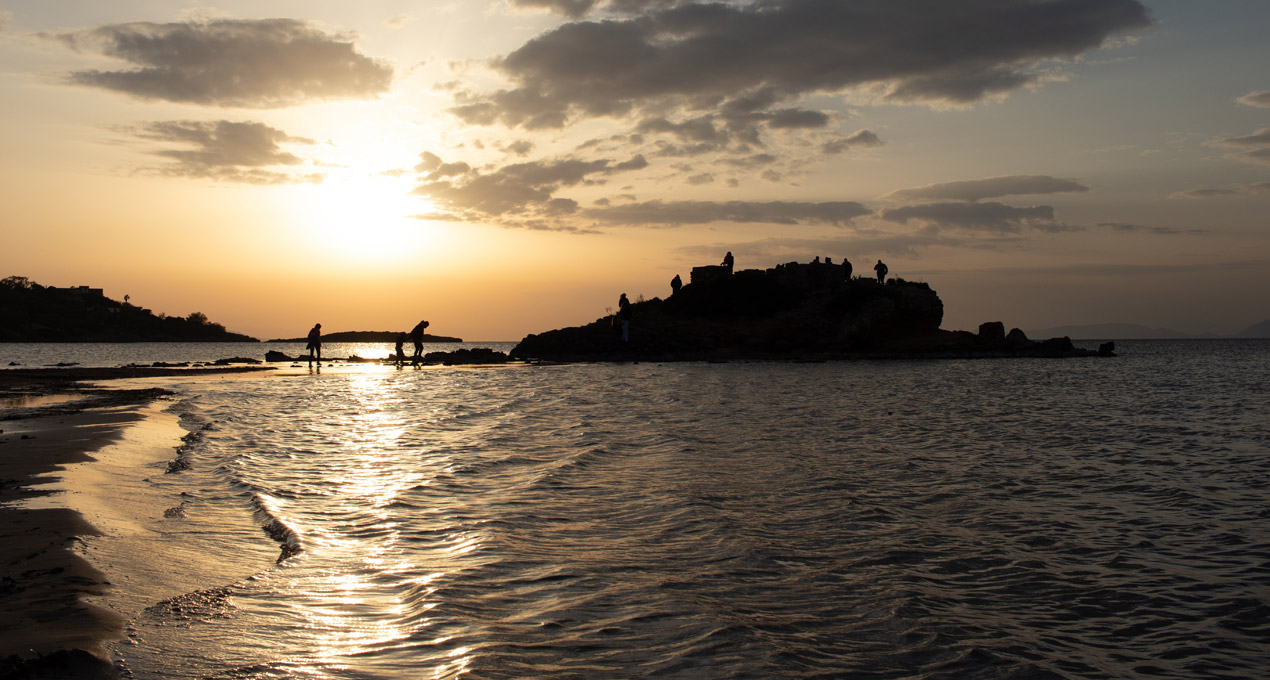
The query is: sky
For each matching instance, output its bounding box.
[1,0,1267,341]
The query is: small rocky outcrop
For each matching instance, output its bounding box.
[512,261,1105,361]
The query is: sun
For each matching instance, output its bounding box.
[289,167,437,263]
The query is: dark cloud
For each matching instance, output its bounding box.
[583,199,870,227]
[821,129,884,154]
[1171,182,1270,199]
[879,201,1062,234]
[1215,127,1270,165]
[886,175,1089,202]
[1097,222,1205,235]
[1236,90,1270,109]
[457,0,1151,128]
[766,108,830,129]
[130,120,321,184]
[1218,128,1270,146]
[54,19,392,107]
[412,153,648,222]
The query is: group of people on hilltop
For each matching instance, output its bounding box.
[303,319,431,364]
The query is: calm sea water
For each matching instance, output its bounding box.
[37,341,1270,678]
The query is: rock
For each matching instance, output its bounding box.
[1099,341,1116,356]
[511,260,1105,362]
[978,321,1006,346]
[422,348,511,365]
[264,350,293,362]
[213,357,262,365]
[151,361,191,367]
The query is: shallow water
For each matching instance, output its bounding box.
[74,341,1270,677]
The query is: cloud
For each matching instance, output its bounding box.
[1097,222,1204,235]
[129,120,322,184]
[412,153,649,222]
[53,19,392,107]
[1214,127,1270,164]
[1236,90,1270,109]
[1218,128,1270,146]
[0,11,11,33]
[583,199,871,227]
[1171,182,1270,199]
[821,129,884,154]
[879,201,1066,234]
[510,0,685,19]
[885,175,1090,202]
[456,0,1151,129]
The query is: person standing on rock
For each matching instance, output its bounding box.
[306,323,322,362]
[874,260,888,284]
[618,293,632,342]
[842,257,853,281]
[410,320,430,360]
[722,251,734,274]
[670,274,682,295]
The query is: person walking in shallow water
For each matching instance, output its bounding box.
[410,320,429,360]
[874,259,888,284]
[306,323,322,362]
[394,333,407,366]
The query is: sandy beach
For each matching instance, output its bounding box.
[0,366,271,678]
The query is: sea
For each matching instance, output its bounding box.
[3,339,1268,679]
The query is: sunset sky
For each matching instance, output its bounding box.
[2,0,1267,341]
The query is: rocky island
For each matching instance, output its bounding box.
[511,260,1111,362]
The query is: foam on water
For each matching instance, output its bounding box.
[67,341,1270,678]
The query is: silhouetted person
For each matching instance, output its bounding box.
[618,293,632,342]
[812,256,820,264]
[874,259,888,284]
[722,251,734,274]
[306,323,322,362]
[410,320,430,359]
[670,274,682,295]
[394,333,407,365]
[842,257,853,280]
[825,257,833,265]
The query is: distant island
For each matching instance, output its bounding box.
[266,330,462,343]
[512,260,1110,362]
[0,276,257,342]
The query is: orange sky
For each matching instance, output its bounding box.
[2,1,1268,340]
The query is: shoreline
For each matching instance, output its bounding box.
[0,366,272,678]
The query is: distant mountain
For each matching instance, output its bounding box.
[0,276,257,342]
[1237,320,1270,338]
[266,330,462,343]
[1026,322,1193,340]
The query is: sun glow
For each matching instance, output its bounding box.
[289,166,437,264]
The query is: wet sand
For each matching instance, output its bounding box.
[0,366,271,678]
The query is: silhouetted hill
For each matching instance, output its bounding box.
[512,261,1104,361]
[1026,322,1193,339]
[0,276,257,342]
[1237,320,1270,338]
[266,330,462,343]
